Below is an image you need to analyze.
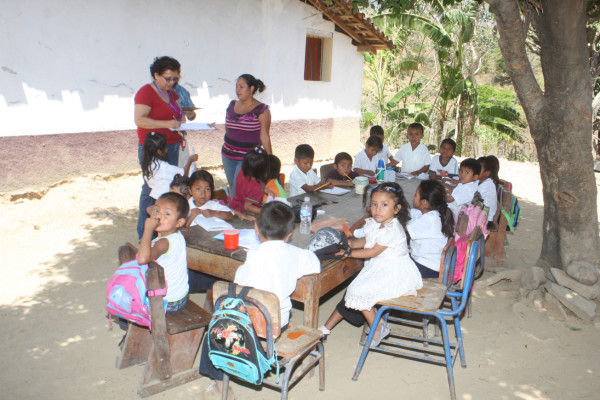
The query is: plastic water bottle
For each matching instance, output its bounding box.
[299,196,312,234]
[376,159,385,183]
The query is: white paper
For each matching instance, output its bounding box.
[396,172,415,179]
[213,229,261,250]
[191,215,233,231]
[320,187,350,195]
[170,122,216,131]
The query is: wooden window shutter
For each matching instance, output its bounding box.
[304,36,322,81]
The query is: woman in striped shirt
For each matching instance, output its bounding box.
[221,74,272,196]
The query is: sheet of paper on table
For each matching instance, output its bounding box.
[170,122,216,131]
[396,172,415,179]
[319,187,350,195]
[213,229,261,250]
[191,215,233,231]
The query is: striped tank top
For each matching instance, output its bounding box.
[221,100,269,161]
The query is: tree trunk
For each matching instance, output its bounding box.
[487,0,599,270]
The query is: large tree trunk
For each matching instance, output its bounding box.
[487,0,599,270]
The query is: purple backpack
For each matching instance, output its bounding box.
[106,259,166,329]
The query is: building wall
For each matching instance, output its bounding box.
[0,0,365,192]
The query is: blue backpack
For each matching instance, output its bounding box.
[208,284,278,385]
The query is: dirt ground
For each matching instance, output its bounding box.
[1,159,599,400]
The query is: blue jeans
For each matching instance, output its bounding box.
[221,154,242,197]
[137,142,180,239]
[165,294,188,313]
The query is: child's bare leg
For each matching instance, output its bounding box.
[324,310,344,331]
[362,308,383,339]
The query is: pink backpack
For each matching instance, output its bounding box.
[106,259,167,329]
[452,203,489,283]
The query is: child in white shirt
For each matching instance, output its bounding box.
[477,156,500,221]
[289,144,332,197]
[185,170,235,227]
[354,135,384,176]
[445,158,481,220]
[429,138,458,179]
[393,122,431,175]
[199,201,321,397]
[370,125,398,168]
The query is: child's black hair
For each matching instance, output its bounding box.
[242,147,270,184]
[295,144,315,160]
[267,154,282,181]
[370,182,411,228]
[369,125,384,137]
[479,155,500,187]
[334,152,353,165]
[460,158,481,176]
[170,174,190,197]
[441,138,457,152]
[256,201,294,240]
[158,192,189,220]
[188,170,215,198]
[408,122,425,135]
[417,180,455,237]
[142,132,168,179]
[365,135,383,151]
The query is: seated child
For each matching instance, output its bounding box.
[263,154,287,202]
[429,138,458,179]
[198,201,321,397]
[445,158,481,220]
[477,155,500,221]
[407,180,455,278]
[289,144,333,197]
[185,170,238,227]
[354,135,384,176]
[229,147,269,214]
[326,152,359,187]
[370,125,398,168]
[393,122,431,175]
[139,192,190,313]
[169,174,190,199]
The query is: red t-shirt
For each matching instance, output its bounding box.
[229,173,264,213]
[134,84,182,144]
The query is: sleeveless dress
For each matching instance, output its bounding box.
[345,218,423,311]
[221,100,269,161]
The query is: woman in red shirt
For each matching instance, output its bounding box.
[134,56,185,238]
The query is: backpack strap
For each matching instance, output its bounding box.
[227,282,252,300]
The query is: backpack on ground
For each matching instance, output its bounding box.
[208,284,278,385]
[499,187,521,232]
[106,259,167,329]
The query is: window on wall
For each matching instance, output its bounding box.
[304,31,332,82]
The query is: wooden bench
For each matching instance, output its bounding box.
[115,244,212,397]
[485,181,513,267]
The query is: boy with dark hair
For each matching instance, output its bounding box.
[354,135,384,176]
[393,122,431,176]
[289,144,333,197]
[445,158,481,219]
[370,125,398,168]
[326,152,358,187]
[198,201,321,398]
[429,138,458,179]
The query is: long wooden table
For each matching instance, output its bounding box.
[183,178,421,328]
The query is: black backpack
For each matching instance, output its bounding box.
[307,227,349,259]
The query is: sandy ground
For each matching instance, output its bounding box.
[1,159,600,400]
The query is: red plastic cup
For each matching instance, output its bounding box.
[223,229,239,250]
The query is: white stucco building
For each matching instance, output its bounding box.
[0,0,392,192]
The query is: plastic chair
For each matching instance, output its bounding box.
[352,227,483,400]
[279,173,286,187]
[212,282,325,400]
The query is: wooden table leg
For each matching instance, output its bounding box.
[302,275,320,329]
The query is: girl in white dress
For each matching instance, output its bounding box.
[320,182,423,346]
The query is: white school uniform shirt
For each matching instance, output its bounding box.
[376,143,393,162]
[448,181,479,219]
[289,164,320,197]
[393,143,431,174]
[407,209,447,272]
[145,160,184,200]
[234,240,321,326]
[153,231,189,301]
[477,178,497,221]
[354,149,382,174]
[188,198,234,215]
[429,155,458,176]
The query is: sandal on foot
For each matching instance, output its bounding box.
[369,323,390,348]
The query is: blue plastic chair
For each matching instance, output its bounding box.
[352,227,482,400]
